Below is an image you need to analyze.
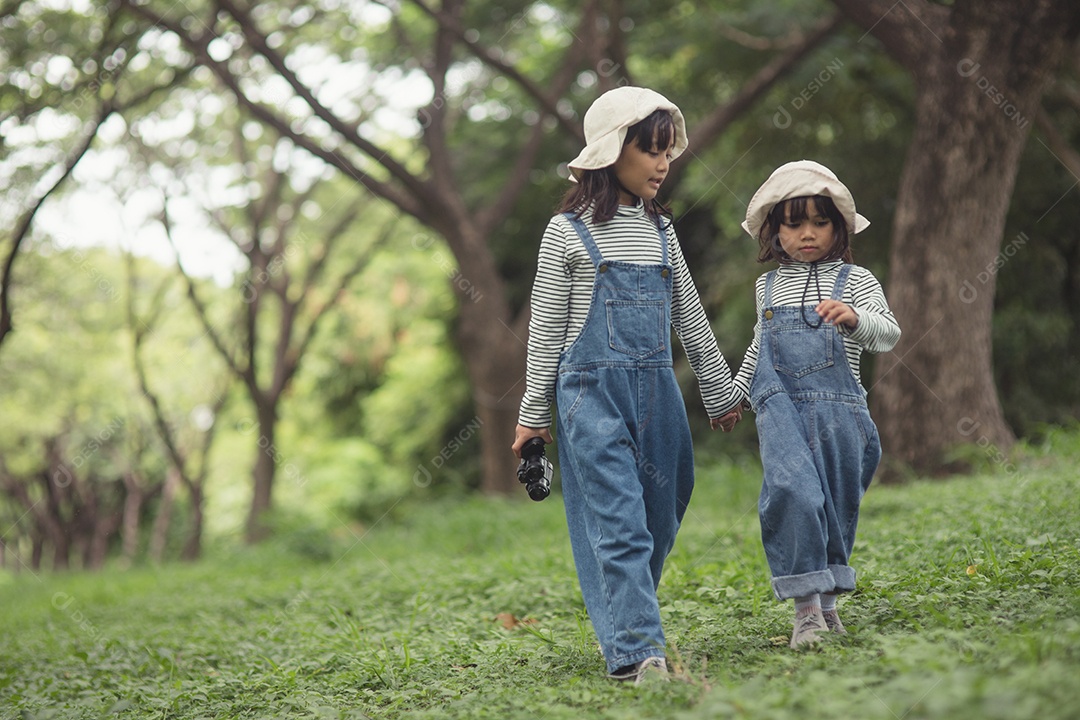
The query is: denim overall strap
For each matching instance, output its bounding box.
[563,213,604,268]
[657,217,669,266]
[751,262,881,602]
[831,263,852,302]
[763,269,778,308]
[554,211,693,674]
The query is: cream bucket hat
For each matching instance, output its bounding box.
[567,86,688,181]
[742,160,870,238]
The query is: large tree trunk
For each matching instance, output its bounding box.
[458,307,528,496]
[450,221,529,495]
[833,0,1080,476]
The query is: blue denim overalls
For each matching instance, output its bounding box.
[556,213,694,673]
[750,264,881,601]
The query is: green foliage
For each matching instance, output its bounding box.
[285,225,474,518]
[0,245,132,471]
[994,96,1080,435]
[0,241,229,564]
[3,431,1079,718]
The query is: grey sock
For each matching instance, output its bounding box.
[794,594,820,616]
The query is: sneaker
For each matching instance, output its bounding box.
[790,608,827,649]
[608,656,668,685]
[822,608,847,634]
[635,656,669,685]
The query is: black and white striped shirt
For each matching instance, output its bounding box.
[518,204,739,428]
[732,260,901,400]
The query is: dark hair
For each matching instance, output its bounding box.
[558,108,676,225]
[756,195,853,264]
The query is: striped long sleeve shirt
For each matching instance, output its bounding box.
[518,204,740,428]
[732,260,901,401]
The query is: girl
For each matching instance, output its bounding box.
[512,86,741,683]
[732,160,901,649]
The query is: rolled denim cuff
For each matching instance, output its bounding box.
[771,569,836,601]
[828,564,856,593]
[771,565,858,600]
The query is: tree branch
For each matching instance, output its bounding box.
[1,24,197,353]
[126,253,227,562]
[126,256,191,479]
[1036,106,1080,183]
[416,0,596,236]
[214,0,435,207]
[830,0,949,74]
[285,219,395,390]
[476,120,548,239]
[158,197,252,388]
[405,0,586,142]
[713,19,821,51]
[0,102,113,350]
[120,0,428,222]
[666,12,844,193]
[297,203,363,303]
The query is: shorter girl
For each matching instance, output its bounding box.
[732,161,901,648]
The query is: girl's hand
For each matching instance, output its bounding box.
[815,299,859,329]
[512,424,554,459]
[711,407,742,432]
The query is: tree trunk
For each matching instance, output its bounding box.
[832,0,1080,476]
[182,482,204,561]
[121,472,145,562]
[87,504,122,571]
[246,401,278,542]
[149,467,179,562]
[446,218,529,495]
[41,471,71,571]
[458,323,528,495]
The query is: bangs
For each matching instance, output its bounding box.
[777,195,836,222]
[625,109,676,152]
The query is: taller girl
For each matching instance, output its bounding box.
[513,87,740,683]
[733,161,901,649]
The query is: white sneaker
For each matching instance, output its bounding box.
[608,656,668,685]
[790,608,827,649]
[822,608,847,634]
[632,656,668,685]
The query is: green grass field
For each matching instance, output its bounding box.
[2,429,1079,719]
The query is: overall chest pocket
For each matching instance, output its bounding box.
[770,322,835,378]
[606,300,666,359]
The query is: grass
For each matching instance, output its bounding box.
[2,428,1079,719]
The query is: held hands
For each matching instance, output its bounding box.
[815,299,859,330]
[710,405,742,433]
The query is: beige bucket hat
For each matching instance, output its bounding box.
[567,86,688,181]
[741,160,870,238]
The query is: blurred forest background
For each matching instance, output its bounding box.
[1,0,1078,572]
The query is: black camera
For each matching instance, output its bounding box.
[517,437,553,501]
